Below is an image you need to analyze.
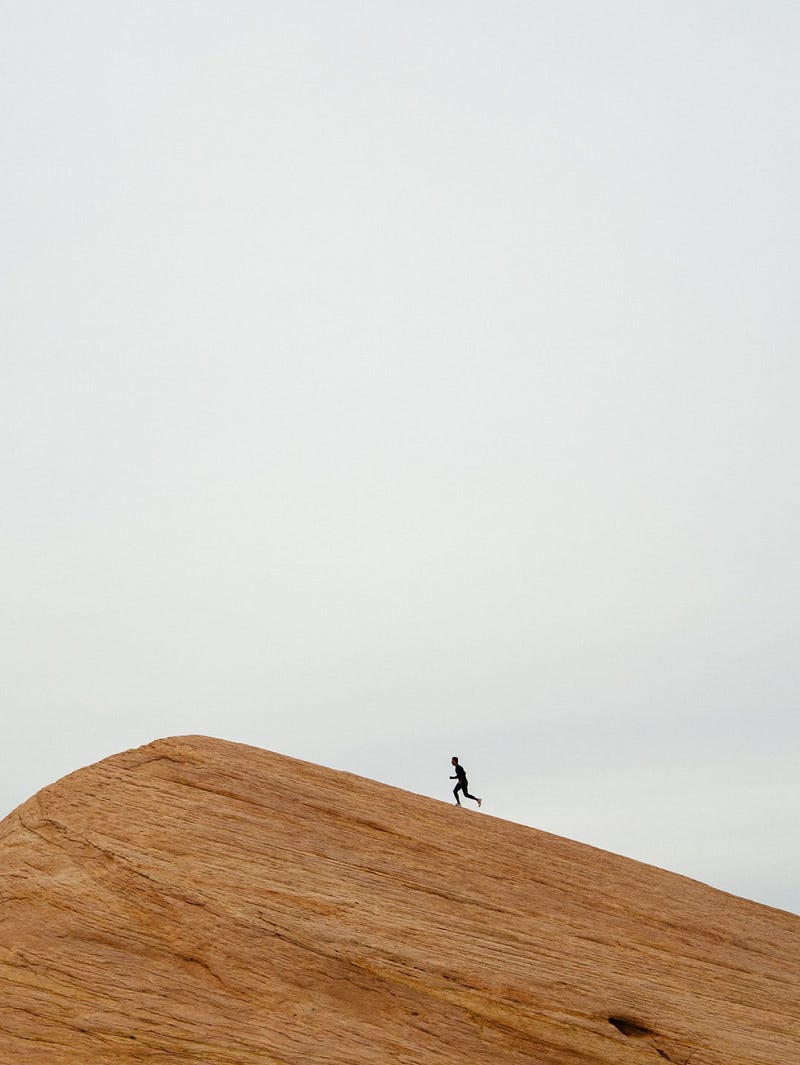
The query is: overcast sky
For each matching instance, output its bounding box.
[3,2,799,914]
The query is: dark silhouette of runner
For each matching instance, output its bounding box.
[450,756,482,808]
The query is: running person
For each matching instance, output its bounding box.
[450,756,482,807]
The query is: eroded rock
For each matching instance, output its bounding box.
[1,735,798,1063]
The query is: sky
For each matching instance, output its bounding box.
[3,2,799,914]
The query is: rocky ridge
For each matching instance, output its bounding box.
[1,735,799,1063]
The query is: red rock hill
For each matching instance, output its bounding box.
[1,735,798,1064]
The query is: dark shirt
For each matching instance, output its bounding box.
[454,764,467,783]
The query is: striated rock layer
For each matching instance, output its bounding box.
[1,735,799,1064]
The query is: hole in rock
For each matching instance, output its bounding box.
[609,1017,653,1038]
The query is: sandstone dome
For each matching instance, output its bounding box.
[1,735,798,1063]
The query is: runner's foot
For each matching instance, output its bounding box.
[477,798,482,808]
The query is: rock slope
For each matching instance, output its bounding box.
[1,735,798,1064]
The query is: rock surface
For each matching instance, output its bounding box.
[1,735,799,1064]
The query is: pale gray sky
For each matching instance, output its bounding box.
[3,2,799,912]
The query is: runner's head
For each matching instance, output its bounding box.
[451,756,458,765]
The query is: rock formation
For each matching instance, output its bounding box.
[1,735,798,1063]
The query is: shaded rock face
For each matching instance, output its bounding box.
[1,736,799,1064]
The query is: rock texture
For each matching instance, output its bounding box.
[1,736,799,1064]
